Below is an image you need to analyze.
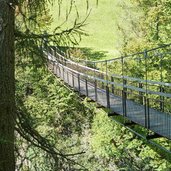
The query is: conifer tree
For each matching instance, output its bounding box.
[0,0,91,170]
[0,0,15,170]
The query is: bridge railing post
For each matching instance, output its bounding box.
[78,73,80,93]
[122,78,127,117]
[52,59,55,73]
[62,66,65,80]
[143,49,151,129]
[106,85,110,108]
[147,98,150,129]
[139,83,143,104]
[144,49,148,100]
[144,96,150,129]
[101,74,104,89]
[122,90,125,117]
[159,86,164,112]
[53,61,56,76]
[72,73,74,88]
[54,48,60,77]
[52,48,56,75]
[111,76,114,94]
[64,58,67,66]
[56,59,60,77]
[121,56,127,117]
[144,96,147,128]
[51,48,55,73]
[101,63,104,89]
[93,62,96,77]
[58,65,61,78]
[85,78,88,97]
[66,70,69,84]
[58,53,62,64]
[59,65,62,79]
[159,53,165,112]
[105,60,108,83]
[55,62,57,76]
[62,55,65,65]
[94,79,97,101]
[123,91,127,117]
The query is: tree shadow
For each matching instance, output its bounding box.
[57,46,108,61]
[79,47,108,61]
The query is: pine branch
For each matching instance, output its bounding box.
[15,109,88,170]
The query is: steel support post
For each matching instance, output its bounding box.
[56,63,59,77]
[159,86,164,112]
[59,66,61,78]
[144,96,147,128]
[67,71,69,84]
[111,76,114,94]
[123,79,127,117]
[63,67,65,80]
[85,79,88,97]
[147,98,150,129]
[101,74,104,89]
[78,74,80,93]
[139,83,143,104]
[52,61,55,72]
[106,85,110,108]
[122,90,125,116]
[94,80,97,101]
[144,96,150,129]
[72,73,74,88]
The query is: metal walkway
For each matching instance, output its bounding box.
[45,44,171,140]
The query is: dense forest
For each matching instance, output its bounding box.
[0,0,171,170]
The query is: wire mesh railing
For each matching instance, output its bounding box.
[46,44,171,139]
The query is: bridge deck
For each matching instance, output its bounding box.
[52,62,171,140]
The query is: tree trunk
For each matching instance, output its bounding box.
[0,0,15,171]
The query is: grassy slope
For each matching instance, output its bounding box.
[50,0,121,59]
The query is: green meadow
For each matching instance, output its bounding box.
[50,0,122,59]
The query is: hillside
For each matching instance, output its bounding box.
[50,0,122,58]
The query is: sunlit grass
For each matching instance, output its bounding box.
[49,0,122,59]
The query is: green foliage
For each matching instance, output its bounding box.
[89,109,171,170]
[15,55,95,170]
[119,0,171,54]
[90,111,117,158]
[15,0,171,170]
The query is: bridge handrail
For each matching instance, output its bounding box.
[111,74,171,87]
[47,50,171,88]
[54,43,171,64]
[50,59,171,98]
[47,50,101,73]
[47,46,171,143]
[107,80,171,98]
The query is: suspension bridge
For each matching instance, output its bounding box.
[45,44,171,141]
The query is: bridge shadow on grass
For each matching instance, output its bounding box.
[57,46,108,61]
